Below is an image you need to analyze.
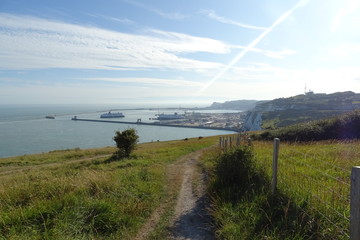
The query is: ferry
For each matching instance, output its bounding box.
[100,111,125,118]
[156,112,185,120]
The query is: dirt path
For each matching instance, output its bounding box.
[169,150,214,240]
[135,149,214,240]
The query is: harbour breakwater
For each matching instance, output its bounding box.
[71,117,239,132]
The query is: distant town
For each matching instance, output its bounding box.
[155,111,246,130]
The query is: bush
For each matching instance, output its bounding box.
[113,129,139,159]
[211,146,267,202]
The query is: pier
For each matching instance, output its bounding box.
[71,117,239,132]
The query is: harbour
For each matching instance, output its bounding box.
[71,117,240,132]
[0,105,240,158]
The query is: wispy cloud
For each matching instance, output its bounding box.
[86,13,135,25]
[331,0,360,32]
[231,45,296,59]
[327,43,360,59]
[83,77,203,87]
[198,0,311,94]
[0,13,227,71]
[201,9,266,30]
[122,0,187,20]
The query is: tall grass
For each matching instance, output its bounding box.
[0,136,218,239]
[253,140,355,238]
[0,147,115,167]
[205,140,357,239]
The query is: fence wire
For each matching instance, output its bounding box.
[277,144,351,238]
[219,136,353,238]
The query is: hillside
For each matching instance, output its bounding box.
[208,100,259,110]
[252,110,360,142]
[0,137,217,239]
[243,91,360,130]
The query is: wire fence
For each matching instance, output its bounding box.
[219,135,355,239]
[277,147,350,239]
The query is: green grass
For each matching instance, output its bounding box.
[204,140,356,239]
[0,136,218,239]
[253,141,353,237]
[0,147,115,167]
[3,134,355,239]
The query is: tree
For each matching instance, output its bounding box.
[113,128,139,159]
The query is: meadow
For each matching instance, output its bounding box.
[0,136,217,239]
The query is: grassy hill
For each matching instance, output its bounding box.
[0,132,356,239]
[258,91,360,129]
[252,110,360,142]
[0,136,217,239]
[208,99,259,110]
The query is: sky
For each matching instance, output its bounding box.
[1,0,360,106]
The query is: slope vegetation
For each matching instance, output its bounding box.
[252,110,360,142]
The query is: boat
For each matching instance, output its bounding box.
[45,115,55,119]
[100,111,125,118]
[156,112,185,120]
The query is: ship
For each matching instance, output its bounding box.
[156,112,185,120]
[45,115,55,119]
[100,111,125,118]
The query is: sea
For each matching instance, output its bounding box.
[0,104,238,158]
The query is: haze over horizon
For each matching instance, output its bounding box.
[1,0,359,106]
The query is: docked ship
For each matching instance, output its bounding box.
[100,111,125,118]
[156,112,185,120]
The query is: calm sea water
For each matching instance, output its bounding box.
[0,105,237,158]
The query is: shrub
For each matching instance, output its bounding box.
[211,146,267,202]
[113,129,139,159]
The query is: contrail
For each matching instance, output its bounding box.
[197,0,310,95]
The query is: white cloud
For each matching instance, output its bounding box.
[198,0,307,94]
[331,0,360,32]
[83,77,203,87]
[0,13,227,71]
[231,45,296,59]
[0,79,204,105]
[201,10,266,30]
[122,0,187,20]
[328,43,360,58]
[196,62,360,100]
[263,49,296,59]
[86,13,135,25]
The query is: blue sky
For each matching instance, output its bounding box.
[1,0,359,106]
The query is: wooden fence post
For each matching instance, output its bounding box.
[351,166,360,239]
[247,138,252,147]
[272,138,280,194]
